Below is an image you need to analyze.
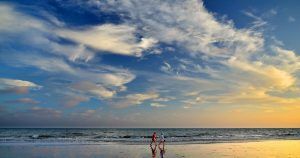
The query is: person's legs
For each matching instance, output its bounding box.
[150,139,153,146]
[150,139,157,146]
[150,140,152,146]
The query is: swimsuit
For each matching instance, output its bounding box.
[152,135,156,141]
[160,135,165,141]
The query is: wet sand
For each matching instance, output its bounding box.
[1,140,300,158]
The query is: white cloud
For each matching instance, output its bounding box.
[0,4,45,32]
[71,81,115,99]
[288,16,296,22]
[56,24,157,57]
[268,46,300,72]
[153,97,174,102]
[0,3,95,63]
[6,53,136,99]
[160,61,173,74]
[112,92,159,108]
[89,0,263,57]
[98,0,298,109]
[49,43,95,62]
[227,56,296,90]
[243,11,268,28]
[180,96,204,108]
[0,3,137,101]
[0,78,40,88]
[0,3,157,66]
[0,78,41,94]
[125,92,159,104]
[150,103,167,108]
[1,0,299,113]
[15,55,76,74]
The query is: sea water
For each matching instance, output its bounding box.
[0,128,299,145]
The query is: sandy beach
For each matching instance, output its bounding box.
[1,140,300,158]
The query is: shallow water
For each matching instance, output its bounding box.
[1,140,300,158]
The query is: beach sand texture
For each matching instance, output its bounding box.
[1,140,300,158]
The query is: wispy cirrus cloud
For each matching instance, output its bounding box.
[0,78,41,94]
[243,11,268,29]
[0,2,157,60]
[288,16,296,22]
[0,3,139,104]
[56,24,157,57]
[70,81,115,99]
[150,102,168,108]
[0,4,45,32]
[89,0,263,58]
[112,92,159,108]
[82,0,298,109]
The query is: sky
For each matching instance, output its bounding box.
[0,0,299,128]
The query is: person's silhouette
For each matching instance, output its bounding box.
[158,132,165,147]
[150,132,157,146]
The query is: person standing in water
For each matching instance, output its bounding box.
[158,132,165,147]
[150,132,157,146]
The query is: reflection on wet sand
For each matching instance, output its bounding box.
[1,140,300,157]
[150,144,157,158]
[150,144,166,158]
[159,144,166,158]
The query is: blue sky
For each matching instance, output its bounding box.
[0,0,299,127]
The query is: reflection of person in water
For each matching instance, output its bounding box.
[158,144,166,158]
[150,144,157,158]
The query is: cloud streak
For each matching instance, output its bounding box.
[4,98,39,105]
[112,92,159,108]
[57,24,157,57]
[87,0,264,57]
[0,78,41,94]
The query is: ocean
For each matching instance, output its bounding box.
[0,128,299,145]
